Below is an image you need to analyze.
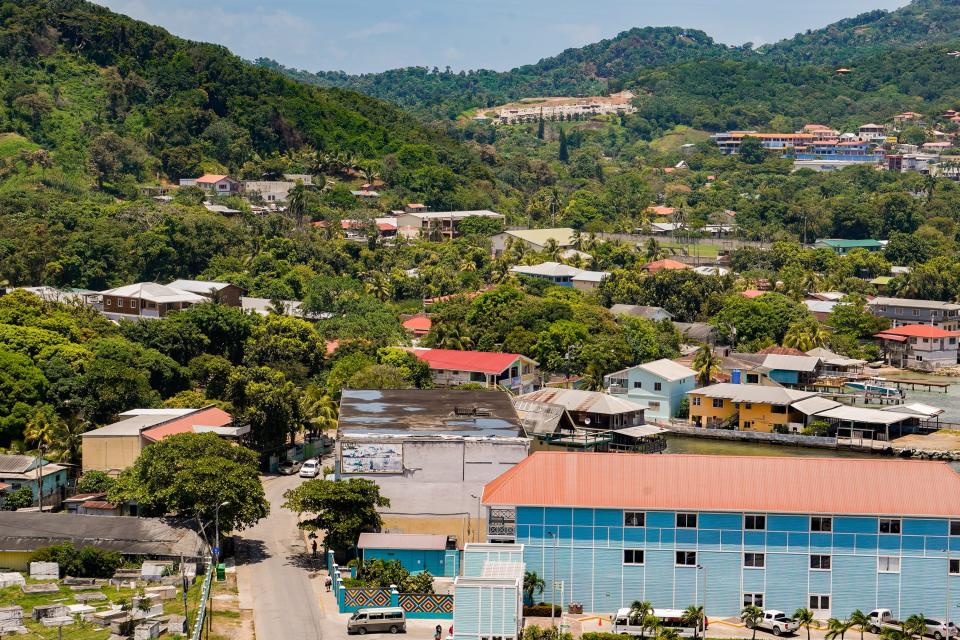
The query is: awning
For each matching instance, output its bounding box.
[876,334,908,342]
[614,425,669,438]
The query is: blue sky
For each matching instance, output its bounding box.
[97,0,908,74]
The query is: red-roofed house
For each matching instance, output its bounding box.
[406,348,539,394]
[180,174,241,195]
[402,315,432,337]
[642,259,691,274]
[874,324,960,370]
[740,289,766,300]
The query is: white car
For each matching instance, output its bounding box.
[299,459,321,478]
[923,618,958,640]
[749,610,798,636]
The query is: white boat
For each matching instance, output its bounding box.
[844,377,900,397]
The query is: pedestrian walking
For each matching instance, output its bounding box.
[435,624,443,640]
[311,539,318,559]
[324,575,332,592]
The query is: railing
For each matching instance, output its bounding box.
[190,561,214,640]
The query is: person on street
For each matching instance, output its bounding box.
[435,625,443,640]
[324,575,332,592]
[311,539,318,559]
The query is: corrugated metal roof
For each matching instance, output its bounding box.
[816,406,916,425]
[791,396,842,416]
[516,389,648,415]
[407,348,530,375]
[868,297,960,311]
[880,403,944,418]
[761,354,821,372]
[637,359,697,382]
[482,451,960,517]
[0,455,37,474]
[688,384,816,405]
[357,533,448,551]
[504,228,576,248]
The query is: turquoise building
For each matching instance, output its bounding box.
[0,455,69,505]
[482,451,960,620]
[358,533,459,577]
[453,544,524,640]
[604,359,698,420]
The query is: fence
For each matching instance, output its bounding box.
[328,551,453,619]
[190,562,214,640]
[661,421,839,449]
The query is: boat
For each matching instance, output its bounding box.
[844,377,901,397]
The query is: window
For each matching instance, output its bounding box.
[771,405,787,414]
[105,298,112,306]
[623,549,645,565]
[810,555,832,570]
[744,515,766,530]
[676,551,697,566]
[386,612,404,620]
[912,309,920,316]
[649,402,661,411]
[877,556,900,573]
[744,553,765,568]
[811,516,832,532]
[624,511,645,527]
[633,381,643,389]
[809,595,830,611]
[654,382,662,391]
[744,593,764,608]
[692,397,701,406]
[117,299,124,308]
[130,300,138,309]
[950,559,959,575]
[951,521,960,536]
[744,403,752,409]
[879,519,901,534]
[676,513,698,528]
[712,399,724,409]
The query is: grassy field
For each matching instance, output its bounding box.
[648,125,711,154]
[658,240,723,258]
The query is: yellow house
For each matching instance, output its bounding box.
[687,383,818,432]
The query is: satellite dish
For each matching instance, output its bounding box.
[584,417,592,425]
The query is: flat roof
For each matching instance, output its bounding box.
[358,533,448,551]
[338,389,524,438]
[482,451,960,517]
[869,297,960,311]
[502,228,576,247]
[816,405,917,425]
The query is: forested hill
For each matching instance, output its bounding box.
[758,0,960,65]
[0,0,476,182]
[264,0,960,120]
[258,27,733,119]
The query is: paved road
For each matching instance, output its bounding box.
[241,473,325,640]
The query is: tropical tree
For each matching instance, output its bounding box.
[286,181,308,227]
[656,629,681,640]
[24,409,57,509]
[49,413,90,466]
[783,316,830,351]
[542,238,561,261]
[692,344,721,386]
[904,615,927,640]
[523,570,545,604]
[301,385,338,436]
[794,608,816,640]
[682,605,705,640]
[629,600,653,626]
[849,610,870,640]
[283,478,389,554]
[641,614,661,640]
[827,618,854,640]
[645,238,666,261]
[742,605,764,640]
[880,628,909,640]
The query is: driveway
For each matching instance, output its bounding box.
[239,473,325,640]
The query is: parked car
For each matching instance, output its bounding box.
[347,607,406,635]
[299,459,321,478]
[922,618,958,640]
[278,459,302,475]
[870,610,909,635]
[748,610,798,636]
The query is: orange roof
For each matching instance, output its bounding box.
[195,174,230,184]
[740,289,765,299]
[482,451,960,517]
[647,205,676,216]
[757,345,807,356]
[141,407,232,442]
[326,340,340,356]
[402,315,432,333]
[875,324,960,339]
[643,259,691,273]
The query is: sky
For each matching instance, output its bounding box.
[97,0,909,75]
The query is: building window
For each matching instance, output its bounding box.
[744,553,765,568]
[950,559,960,575]
[633,381,642,389]
[712,399,724,409]
[879,519,901,534]
[913,309,920,316]
[771,405,787,414]
[810,555,832,570]
[675,551,697,566]
[624,511,645,527]
[811,516,832,532]
[744,593,764,608]
[951,521,960,536]
[743,403,752,409]
[744,515,766,530]
[649,402,661,411]
[623,549,645,565]
[117,299,124,308]
[877,556,900,573]
[130,300,138,309]
[654,382,662,391]
[809,595,830,611]
[105,299,112,306]
[676,513,698,528]
[692,397,701,406]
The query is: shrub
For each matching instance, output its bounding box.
[803,420,830,437]
[30,542,122,578]
[522,604,562,617]
[582,634,629,640]
[1,486,33,510]
[403,571,434,594]
[76,470,116,494]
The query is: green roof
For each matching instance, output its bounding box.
[870,276,893,285]
[817,239,884,248]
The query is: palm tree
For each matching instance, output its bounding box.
[24,409,57,511]
[904,615,927,640]
[286,181,308,227]
[49,413,90,466]
[682,605,705,640]
[523,571,544,605]
[645,238,666,261]
[880,628,909,640]
[742,605,764,640]
[794,608,816,640]
[656,629,680,640]
[827,618,854,640]
[641,614,661,640]
[580,363,605,392]
[301,386,338,437]
[543,238,561,261]
[784,317,830,351]
[849,610,871,640]
[629,600,653,626]
[692,345,721,387]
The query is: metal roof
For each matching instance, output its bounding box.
[406,348,532,375]
[610,304,673,320]
[338,389,524,438]
[571,270,610,283]
[166,279,234,294]
[510,262,581,278]
[688,383,816,406]
[868,297,960,311]
[791,396,842,416]
[880,403,945,418]
[0,513,206,557]
[512,399,565,436]
[502,228,576,248]
[816,405,916,425]
[481,451,960,517]
[761,354,821,372]
[0,455,39,474]
[614,425,669,438]
[637,359,697,382]
[357,533,448,551]
[516,389,648,415]
[99,282,207,304]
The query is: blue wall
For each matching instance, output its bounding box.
[619,367,696,420]
[363,548,448,576]
[514,506,960,618]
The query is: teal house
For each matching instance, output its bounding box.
[813,238,884,255]
[0,455,69,506]
[453,544,524,640]
[358,533,459,578]
[604,359,698,420]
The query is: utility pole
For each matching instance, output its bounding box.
[547,531,558,628]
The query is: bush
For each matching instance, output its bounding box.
[1,486,33,510]
[522,604,562,617]
[803,420,831,437]
[76,470,116,494]
[30,542,123,578]
[403,571,434,594]
[582,634,629,640]
[523,625,573,640]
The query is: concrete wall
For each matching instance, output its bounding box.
[82,435,143,475]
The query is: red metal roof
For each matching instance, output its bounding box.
[740,289,765,299]
[643,259,691,273]
[141,407,232,442]
[402,316,432,333]
[81,500,118,510]
[195,174,230,184]
[482,451,960,517]
[875,324,960,339]
[408,348,523,374]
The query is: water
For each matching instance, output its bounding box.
[883,375,960,421]
[664,435,873,458]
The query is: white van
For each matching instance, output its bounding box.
[299,459,320,478]
[347,607,406,635]
[613,608,706,638]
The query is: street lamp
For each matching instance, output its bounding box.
[212,501,230,569]
[547,531,558,629]
[696,564,708,621]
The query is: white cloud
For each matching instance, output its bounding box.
[344,21,403,40]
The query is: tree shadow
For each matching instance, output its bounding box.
[236,539,271,566]
[286,550,323,572]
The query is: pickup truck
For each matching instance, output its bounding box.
[746,610,799,636]
[869,610,958,640]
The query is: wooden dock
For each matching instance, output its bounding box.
[888,378,952,393]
